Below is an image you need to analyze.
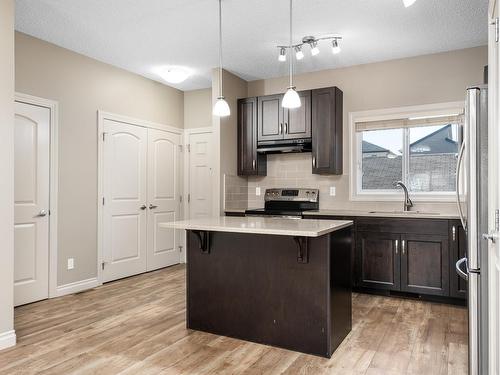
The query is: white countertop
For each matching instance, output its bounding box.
[302,209,460,220]
[159,216,353,237]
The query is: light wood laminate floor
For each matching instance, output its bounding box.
[0,265,468,375]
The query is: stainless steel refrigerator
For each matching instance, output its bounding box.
[455,84,488,375]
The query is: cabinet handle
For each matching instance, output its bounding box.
[395,239,398,254]
[402,240,405,255]
[279,123,283,134]
[252,159,256,170]
[312,156,316,168]
[284,123,288,134]
[452,226,456,241]
[140,204,147,210]
[149,204,158,209]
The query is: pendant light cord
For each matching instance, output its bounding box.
[219,0,223,98]
[289,0,293,88]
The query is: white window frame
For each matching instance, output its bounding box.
[349,101,465,202]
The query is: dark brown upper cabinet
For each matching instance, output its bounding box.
[237,97,266,176]
[311,87,343,175]
[257,91,312,143]
[257,94,283,143]
[400,234,449,296]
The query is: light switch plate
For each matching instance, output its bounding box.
[256,187,261,196]
[67,258,74,270]
[329,186,336,196]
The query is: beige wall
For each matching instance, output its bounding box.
[184,88,212,128]
[246,46,488,213]
[212,69,248,213]
[0,0,15,346]
[15,32,184,286]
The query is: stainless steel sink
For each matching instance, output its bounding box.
[368,210,440,215]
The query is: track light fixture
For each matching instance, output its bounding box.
[294,46,304,60]
[403,0,417,7]
[278,47,287,62]
[277,35,342,62]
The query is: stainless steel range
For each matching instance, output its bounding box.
[245,188,319,219]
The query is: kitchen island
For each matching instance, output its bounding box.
[160,216,353,358]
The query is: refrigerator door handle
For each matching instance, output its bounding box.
[455,257,469,281]
[456,140,467,231]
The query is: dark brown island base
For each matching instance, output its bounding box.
[160,216,353,358]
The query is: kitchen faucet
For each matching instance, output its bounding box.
[394,181,413,212]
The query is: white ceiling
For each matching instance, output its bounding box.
[15,0,488,91]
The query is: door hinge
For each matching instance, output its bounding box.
[102,197,105,205]
[188,193,191,203]
[101,262,105,270]
[187,144,191,152]
[102,132,107,141]
[495,209,499,232]
[179,245,183,253]
[179,195,183,203]
[492,17,499,42]
[179,145,183,152]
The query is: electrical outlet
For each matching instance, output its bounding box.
[256,187,261,196]
[329,186,336,196]
[67,258,74,270]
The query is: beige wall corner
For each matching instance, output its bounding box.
[184,88,212,128]
[212,68,249,214]
[15,32,185,287]
[0,0,16,350]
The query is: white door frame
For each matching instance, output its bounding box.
[14,93,59,299]
[182,127,214,263]
[97,111,183,284]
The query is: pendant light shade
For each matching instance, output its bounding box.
[282,0,301,109]
[213,96,231,117]
[403,0,416,7]
[213,0,230,117]
[283,87,301,109]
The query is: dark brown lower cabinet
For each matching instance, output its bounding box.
[400,234,449,296]
[449,220,467,298]
[356,232,400,291]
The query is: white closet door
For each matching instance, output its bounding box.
[188,132,213,219]
[102,119,148,282]
[14,102,50,306]
[147,129,181,271]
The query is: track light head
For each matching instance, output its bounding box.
[295,46,304,60]
[309,41,320,56]
[278,47,287,62]
[403,0,417,7]
[331,39,341,54]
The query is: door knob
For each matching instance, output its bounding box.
[36,209,47,217]
[140,205,147,210]
[149,204,158,209]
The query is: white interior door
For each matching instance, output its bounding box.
[188,132,213,219]
[14,101,50,306]
[102,119,148,282]
[147,129,181,271]
[488,1,500,373]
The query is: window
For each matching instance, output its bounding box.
[350,103,464,200]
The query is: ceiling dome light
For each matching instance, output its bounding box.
[331,39,341,54]
[403,0,417,7]
[283,87,301,109]
[295,46,304,60]
[309,41,320,56]
[157,67,190,84]
[213,96,230,117]
[278,47,287,62]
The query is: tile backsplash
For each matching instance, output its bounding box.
[223,174,249,211]
[245,153,459,215]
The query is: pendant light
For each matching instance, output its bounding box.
[282,0,301,109]
[213,0,230,117]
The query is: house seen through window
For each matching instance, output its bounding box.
[355,112,463,195]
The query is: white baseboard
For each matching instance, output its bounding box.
[53,277,100,298]
[0,330,16,351]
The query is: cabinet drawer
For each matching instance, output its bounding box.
[356,218,448,235]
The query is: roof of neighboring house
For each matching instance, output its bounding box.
[362,140,390,153]
[410,124,458,154]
